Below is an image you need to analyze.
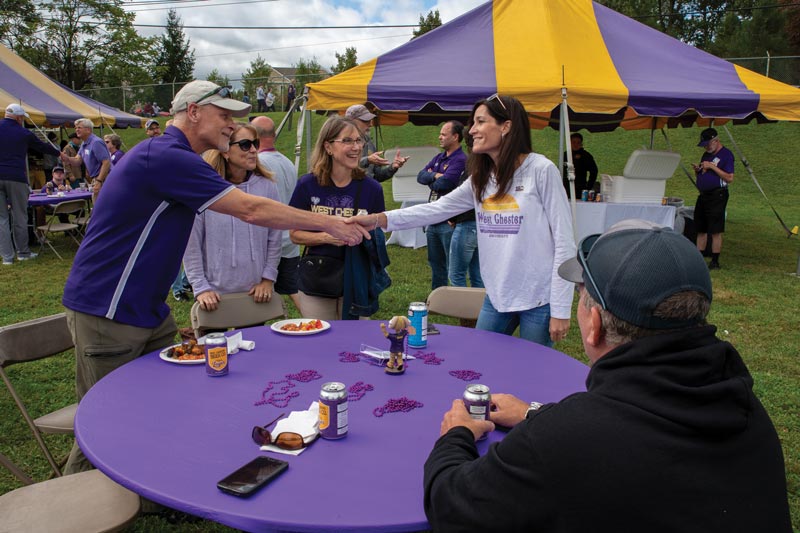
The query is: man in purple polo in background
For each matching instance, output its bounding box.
[61,80,369,474]
[691,127,734,270]
[0,103,60,265]
[416,120,467,289]
[60,117,111,200]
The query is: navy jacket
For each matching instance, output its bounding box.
[343,228,391,319]
[0,118,60,183]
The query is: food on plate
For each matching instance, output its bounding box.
[280,319,324,332]
[166,339,205,361]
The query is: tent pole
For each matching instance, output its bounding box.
[722,125,795,238]
[561,88,578,243]
[275,93,304,141]
[304,106,312,174]
[294,96,308,172]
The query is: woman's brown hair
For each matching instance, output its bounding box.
[311,116,365,186]
[466,95,532,204]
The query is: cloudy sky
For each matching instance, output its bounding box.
[128,0,486,83]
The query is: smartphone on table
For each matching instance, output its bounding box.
[217,456,289,497]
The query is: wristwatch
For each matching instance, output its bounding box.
[525,401,544,419]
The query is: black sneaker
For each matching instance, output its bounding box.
[708,260,721,270]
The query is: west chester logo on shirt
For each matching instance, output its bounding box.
[477,194,524,236]
[309,195,356,217]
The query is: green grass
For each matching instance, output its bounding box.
[1,115,798,531]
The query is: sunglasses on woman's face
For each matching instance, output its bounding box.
[251,413,315,450]
[230,138,260,151]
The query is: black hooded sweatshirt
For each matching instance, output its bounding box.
[424,326,791,532]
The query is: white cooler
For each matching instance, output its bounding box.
[602,149,681,204]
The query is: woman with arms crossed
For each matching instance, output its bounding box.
[353,95,575,346]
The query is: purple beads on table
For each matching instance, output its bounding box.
[254,369,322,408]
[414,351,444,365]
[449,369,482,381]
[347,381,374,402]
[373,397,424,417]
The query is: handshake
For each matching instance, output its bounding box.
[324,213,387,247]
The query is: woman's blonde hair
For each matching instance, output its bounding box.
[202,124,274,181]
[310,116,365,187]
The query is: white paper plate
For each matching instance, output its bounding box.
[159,344,206,365]
[271,319,331,336]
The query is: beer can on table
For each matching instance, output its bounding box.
[595,193,603,202]
[407,302,428,348]
[319,382,348,439]
[463,384,491,420]
[205,333,228,377]
[581,190,589,202]
[588,190,596,202]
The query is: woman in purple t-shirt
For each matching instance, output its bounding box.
[289,117,386,320]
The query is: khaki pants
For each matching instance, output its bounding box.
[63,309,177,474]
[296,292,371,321]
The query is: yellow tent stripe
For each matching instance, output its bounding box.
[735,65,800,122]
[493,0,629,114]
[0,44,118,126]
[0,88,47,126]
[307,58,378,110]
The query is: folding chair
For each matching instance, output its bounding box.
[0,313,78,477]
[0,451,140,533]
[190,291,287,339]
[36,199,86,259]
[426,286,487,321]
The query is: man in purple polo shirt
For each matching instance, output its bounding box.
[62,80,369,473]
[416,120,467,289]
[691,128,734,270]
[60,117,111,200]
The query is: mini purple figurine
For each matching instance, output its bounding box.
[380,316,415,375]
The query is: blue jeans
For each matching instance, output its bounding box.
[448,221,483,288]
[476,296,552,347]
[426,222,453,290]
[171,267,191,297]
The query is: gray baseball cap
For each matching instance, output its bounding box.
[345,104,376,121]
[558,219,712,329]
[171,81,250,118]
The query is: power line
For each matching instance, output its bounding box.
[132,22,418,29]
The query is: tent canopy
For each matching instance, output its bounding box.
[307,0,800,130]
[0,43,143,129]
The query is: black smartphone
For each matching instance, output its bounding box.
[217,456,289,497]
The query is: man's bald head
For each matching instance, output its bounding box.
[251,116,276,150]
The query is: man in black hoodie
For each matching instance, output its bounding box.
[423,219,791,533]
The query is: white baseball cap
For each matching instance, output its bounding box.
[171,81,251,118]
[5,103,29,118]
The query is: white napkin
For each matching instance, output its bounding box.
[360,343,415,361]
[259,402,320,456]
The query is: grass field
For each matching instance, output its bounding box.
[1,113,798,532]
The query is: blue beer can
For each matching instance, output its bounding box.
[407,302,428,348]
[581,189,589,202]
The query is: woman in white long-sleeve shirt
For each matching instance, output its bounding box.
[358,95,575,346]
[184,124,282,313]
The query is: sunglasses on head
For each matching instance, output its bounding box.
[230,138,260,151]
[576,233,607,309]
[195,85,232,106]
[487,93,508,112]
[251,413,315,450]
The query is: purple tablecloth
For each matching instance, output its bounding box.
[28,190,92,207]
[75,321,588,532]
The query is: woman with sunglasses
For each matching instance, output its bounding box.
[289,116,388,320]
[356,95,575,347]
[183,124,282,314]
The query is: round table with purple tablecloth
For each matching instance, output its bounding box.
[28,190,93,207]
[75,321,588,532]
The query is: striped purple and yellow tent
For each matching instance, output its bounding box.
[0,43,143,128]
[307,0,800,131]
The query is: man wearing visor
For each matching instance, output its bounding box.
[62,80,369,473]
[423,219,790,532]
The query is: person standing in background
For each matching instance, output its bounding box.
[562,133,598,198]
[0,104,60,265]
[416,121,467,290]
[692,127,734,270]
[256,85,266,113]
[104,134,125,167]
[287,83,296,111]
[252,115,303,314]
[63,132,84,188]
[345,104,408,183]
[60,118,110,201]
